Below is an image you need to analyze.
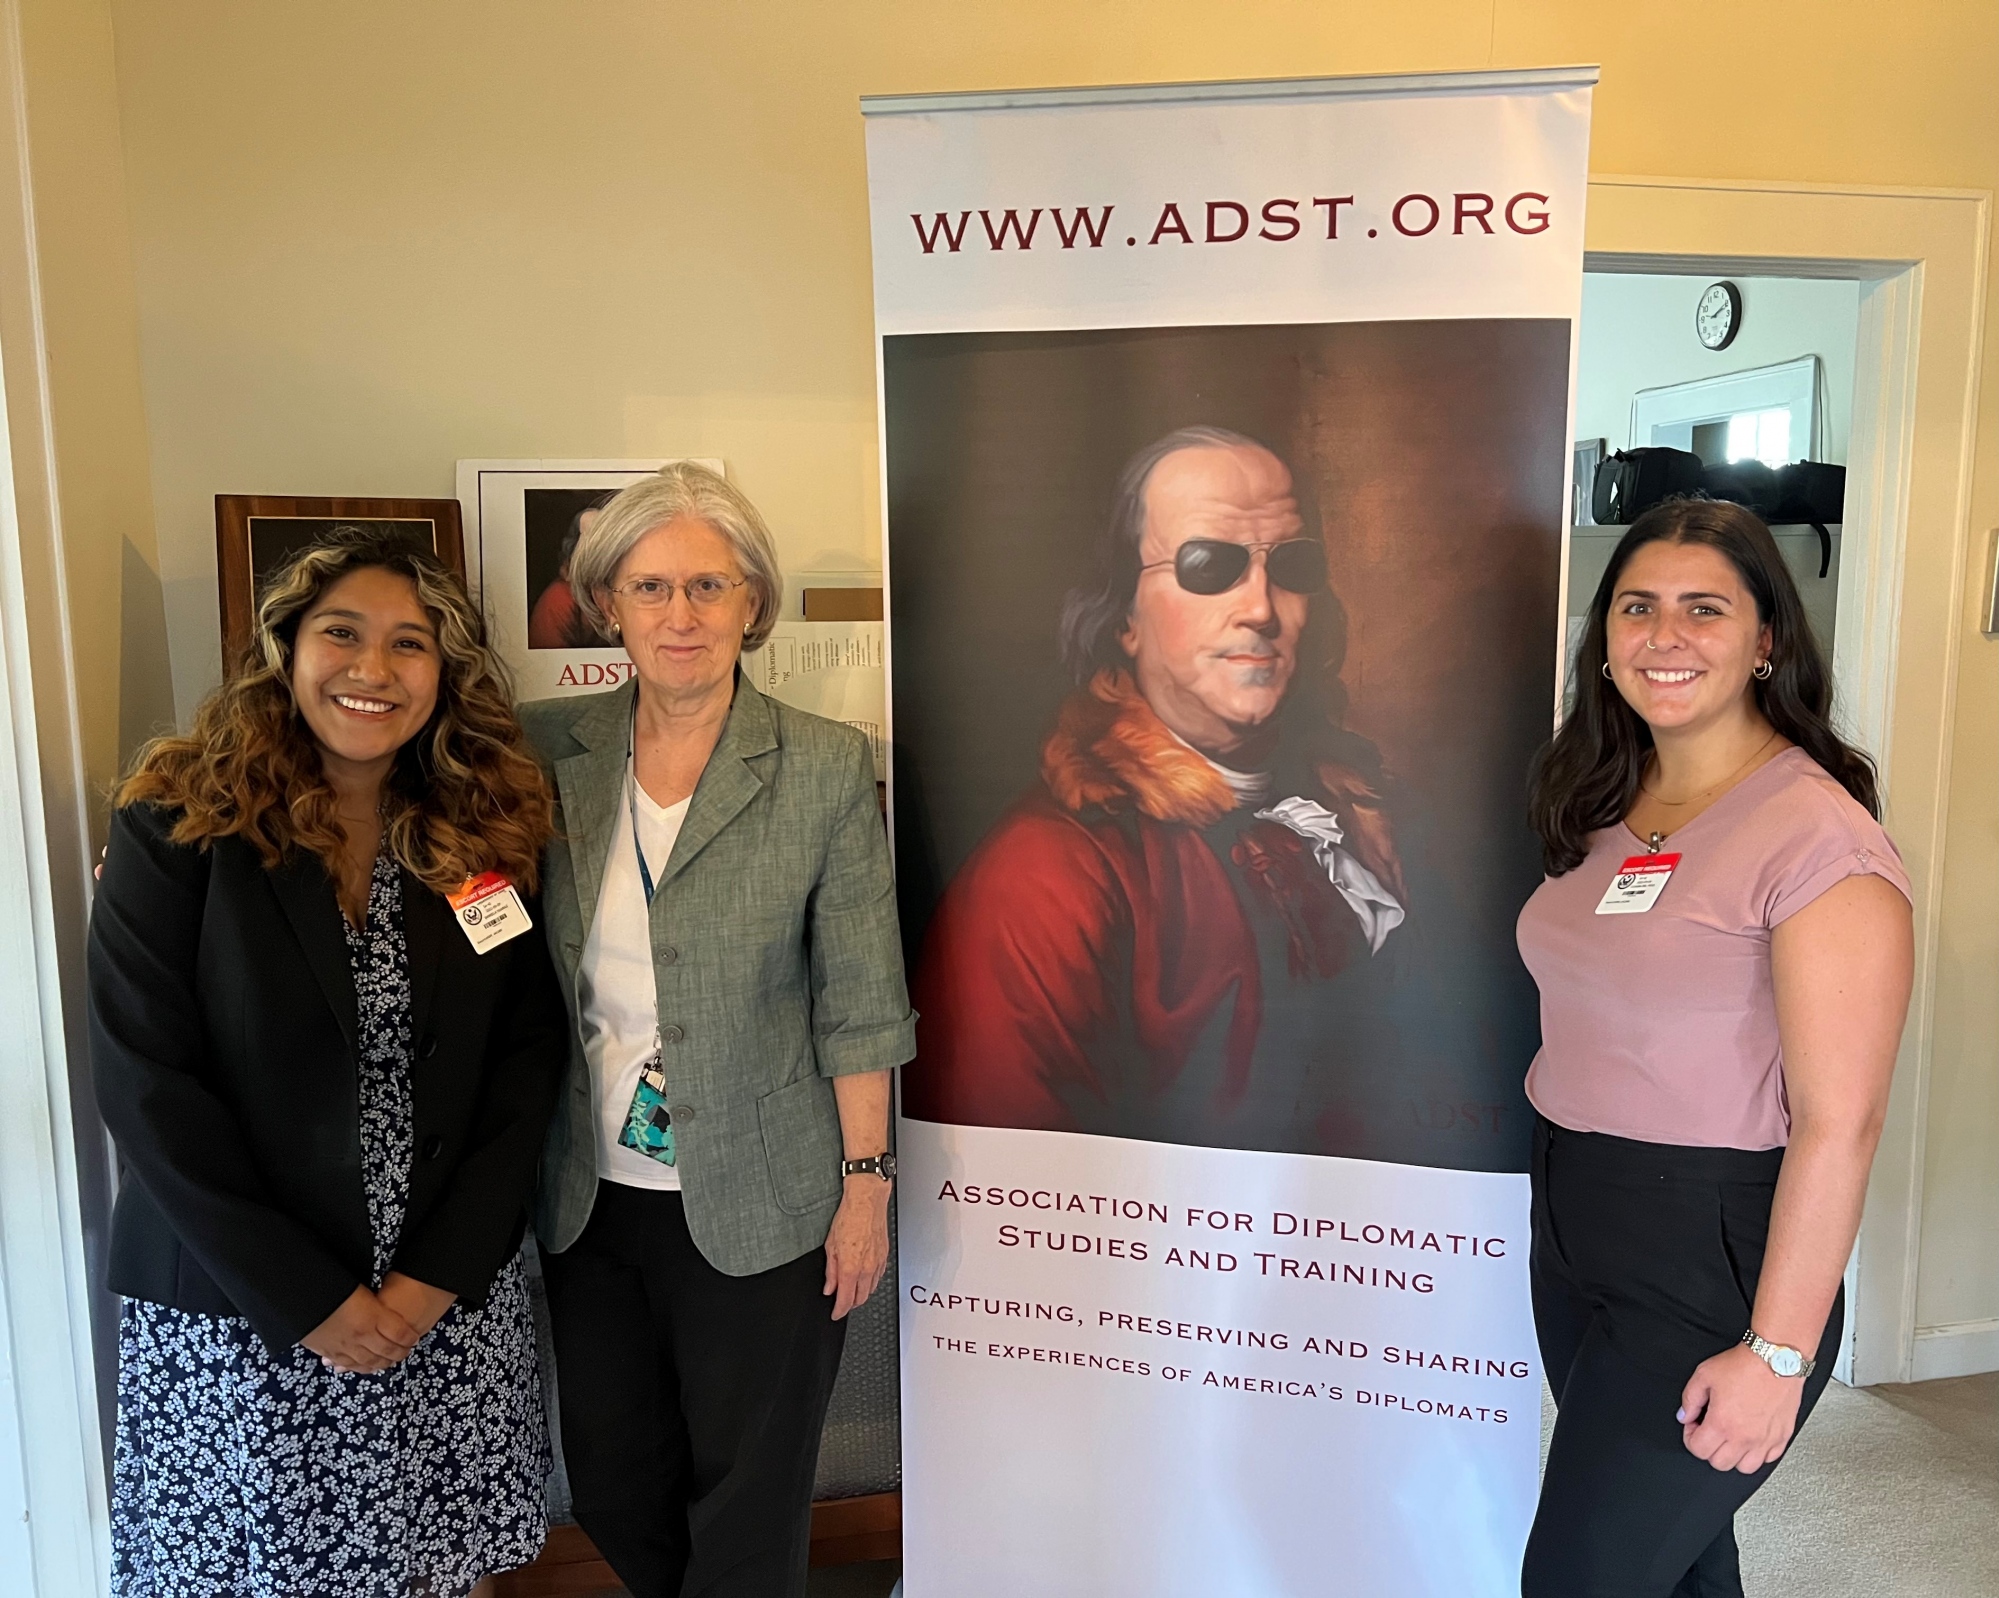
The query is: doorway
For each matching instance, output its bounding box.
[1568,270,1860,690]
[1577,166,1990,1394]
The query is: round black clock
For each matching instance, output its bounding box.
[1696,281,1742,351]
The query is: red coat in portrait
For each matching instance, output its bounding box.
[904,671,1406,1149]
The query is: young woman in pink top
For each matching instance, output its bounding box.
[1516,498,1913,1598]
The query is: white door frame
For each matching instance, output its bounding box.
[1584,174,1991,1386]
[0,0,115,1588]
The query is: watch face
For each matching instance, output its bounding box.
[1769,1346,1803,1377]
[1696,282,1740,350]
[879,1151,899,1180]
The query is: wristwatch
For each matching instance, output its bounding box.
[1741,1328,1814,1379]
[842,1152,898,1182]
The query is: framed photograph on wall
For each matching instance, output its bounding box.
[215,495,465,667]
[457,458,722,701]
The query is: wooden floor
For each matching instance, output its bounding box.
[493,1525,622,1598]
[804,1492,903,1568]
[494,1492,901,1597]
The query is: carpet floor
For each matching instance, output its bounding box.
[1730,1372,1999,1596]
[1529,1371,1999,1598]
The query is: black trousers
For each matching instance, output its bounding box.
[539,1182,846,1598]
[1523,1118,1843,1598]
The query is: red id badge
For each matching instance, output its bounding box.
[445,872,533,952]
[1594,852,1681,915]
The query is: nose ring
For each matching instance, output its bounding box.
[1646,640,1657,650]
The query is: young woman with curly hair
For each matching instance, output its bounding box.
[90,527,569,1598]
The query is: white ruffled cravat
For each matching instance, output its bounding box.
[1252,795,1406,954]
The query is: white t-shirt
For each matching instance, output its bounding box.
[576,761,691,1190]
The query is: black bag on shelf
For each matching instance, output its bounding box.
[1592,450,1845,580]
[1702,458,1782,518]
[1771,461,1845,579]
[1773,461,1845,524]
[1591,446,1705,525]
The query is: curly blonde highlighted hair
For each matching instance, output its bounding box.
[117,527,554,893]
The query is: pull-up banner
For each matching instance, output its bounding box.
[865,68,1594,1597]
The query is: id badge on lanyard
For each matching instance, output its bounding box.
[619,1048,676,1166]
[1595,849,1681,915]
[446,872,533,952]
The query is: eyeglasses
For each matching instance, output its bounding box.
[608,575,748,608]
[1139,538,1327,597]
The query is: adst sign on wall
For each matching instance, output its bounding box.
[865,68,1593,1597]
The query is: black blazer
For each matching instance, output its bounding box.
[87,801,569,1354]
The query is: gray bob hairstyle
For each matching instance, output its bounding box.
[569,461,784,650]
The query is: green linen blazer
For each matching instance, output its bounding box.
[521,675,915,1273]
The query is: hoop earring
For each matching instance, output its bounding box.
[1753,659,1774,680]
[1601,662,1614,680]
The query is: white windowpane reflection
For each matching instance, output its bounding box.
[1726,413,1757,461]
[1726,407,1793,468]
[1757,409,1791,464]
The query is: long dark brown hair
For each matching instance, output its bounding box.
[117,526,554,892]
[1528,496,1877,875]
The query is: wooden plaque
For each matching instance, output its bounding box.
[215,495,466,669]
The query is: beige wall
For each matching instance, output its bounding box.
[11,0,165,816]
[0,0,164,1456]
[97,4,1999,1339]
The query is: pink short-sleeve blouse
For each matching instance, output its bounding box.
[1517,747,1911,1150]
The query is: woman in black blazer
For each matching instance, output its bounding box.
[90,528,568,1598]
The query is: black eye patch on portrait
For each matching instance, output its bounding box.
[1170,538,1327,596]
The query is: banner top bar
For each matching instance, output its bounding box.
[861,64,1598,118]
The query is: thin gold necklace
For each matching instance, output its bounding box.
[1641,729,1780,809]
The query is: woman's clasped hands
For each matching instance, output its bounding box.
[300,1273,457,1373]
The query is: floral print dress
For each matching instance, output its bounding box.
[110,854,549,1598]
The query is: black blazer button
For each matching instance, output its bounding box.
[670,1103,696,1123]
[418,1035,438,1060]
[662,1024,685,1045]
[422,1134,443,1160]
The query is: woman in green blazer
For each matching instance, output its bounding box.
[520,462,914,1598]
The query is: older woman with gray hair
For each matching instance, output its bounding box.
[520,462,914,1598]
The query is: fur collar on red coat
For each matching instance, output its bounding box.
[1039,670,1408,905]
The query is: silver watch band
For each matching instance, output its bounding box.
[1741,1328,1814,1379]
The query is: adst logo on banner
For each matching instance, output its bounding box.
[867,67,1594,1598]
[905,188,1556,256]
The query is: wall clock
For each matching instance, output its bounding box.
[1696,280,1742,351]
